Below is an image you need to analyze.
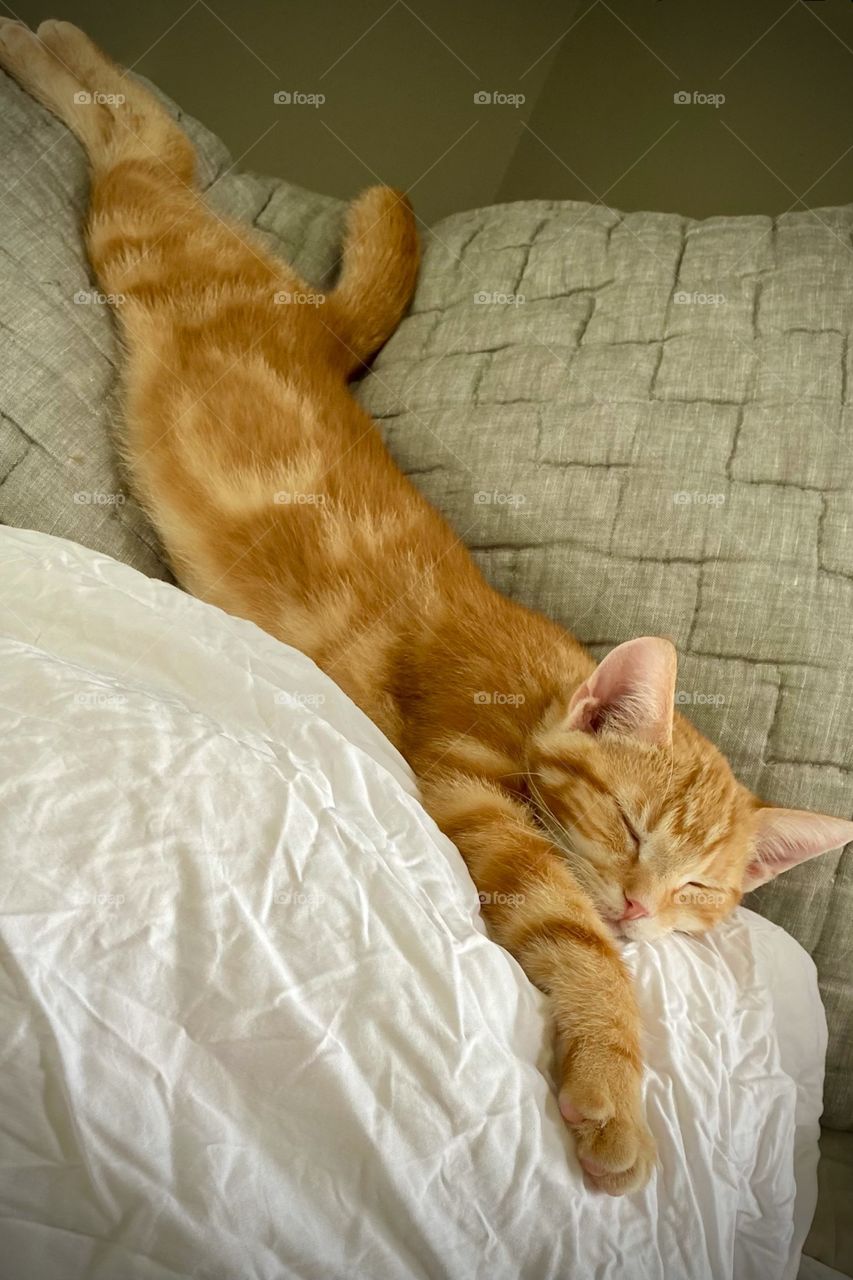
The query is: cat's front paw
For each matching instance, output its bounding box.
[558,1052,656,1195]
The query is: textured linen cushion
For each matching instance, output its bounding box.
[0,70,851,1128]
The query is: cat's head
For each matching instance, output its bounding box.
[527,636,853,942]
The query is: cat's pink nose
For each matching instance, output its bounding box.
[620,897,649,922]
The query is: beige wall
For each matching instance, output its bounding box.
[499,0,853,219]
[9,0,853,222]
[9,0,572,223]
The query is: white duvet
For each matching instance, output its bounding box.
[0,527,826,1280]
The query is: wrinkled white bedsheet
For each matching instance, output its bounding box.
[0,527,826,1280]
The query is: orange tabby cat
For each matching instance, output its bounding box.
[2,19,851,1197]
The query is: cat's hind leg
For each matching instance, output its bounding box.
[35,19,196,183]
[0,19,195,184]
[0,19,109,154]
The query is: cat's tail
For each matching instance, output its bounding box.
[328,186,420,375]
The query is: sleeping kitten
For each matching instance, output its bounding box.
[2,19,850,1197]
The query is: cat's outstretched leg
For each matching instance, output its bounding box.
[423,774,657,1195]
[0,19,195,181]
[0,19,101,151]
[0,19,417,377]
[0,20,320,341]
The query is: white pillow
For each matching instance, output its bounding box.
[0,527,824,1280]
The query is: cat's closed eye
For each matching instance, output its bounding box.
[622,817,641,853]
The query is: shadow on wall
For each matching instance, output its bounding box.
[9,0,853,221]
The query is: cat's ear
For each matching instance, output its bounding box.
[565,636,677,747]
[742,807,853,891]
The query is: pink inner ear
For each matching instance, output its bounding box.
[743,807,853,891]
[565,636,677,746]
